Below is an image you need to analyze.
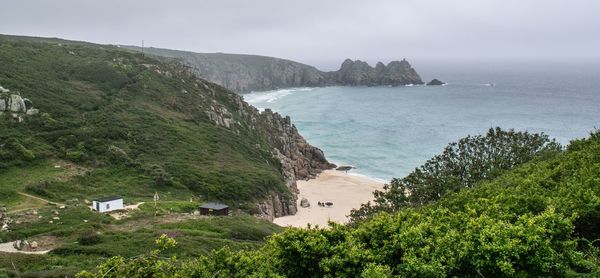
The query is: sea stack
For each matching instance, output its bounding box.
[426,79,446,86]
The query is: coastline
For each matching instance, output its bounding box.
[274,170,384,228]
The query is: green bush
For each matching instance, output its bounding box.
[79,132,600,277]
[351,127,561,223]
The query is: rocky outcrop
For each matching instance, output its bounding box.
[0,85,40,121]
[326,59,423,86]
[199,82,335,220]
[426,78,446,86]
[124,46,423,93]
[0,205,10,231]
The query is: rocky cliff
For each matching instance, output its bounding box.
[124,46,423,93]
[326,59,422,86]
[201,81,335,219]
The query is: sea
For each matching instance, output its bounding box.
[244,60,600,182]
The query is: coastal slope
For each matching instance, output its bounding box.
[0,34,333,220]
[124,46,423,93]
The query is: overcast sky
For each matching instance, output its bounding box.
[2,0,599,70]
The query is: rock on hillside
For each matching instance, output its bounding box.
[133,64,336,219]
[124,46,423,93]
[205,86,335,219]
[0,85,40,122]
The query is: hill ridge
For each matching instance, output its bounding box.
[124,45,423,93]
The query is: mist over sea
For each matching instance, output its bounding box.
[244,61,600,181]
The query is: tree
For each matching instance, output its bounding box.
[350,127,561,223]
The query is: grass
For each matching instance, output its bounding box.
[0,34,287,206]
[4,194,47,213]
[0,35,291,277]
[138,201,199,214]
[0,205,282,276]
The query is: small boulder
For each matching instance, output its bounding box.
[13,240,22,250]
[26,108,39,115]
[300,198,310,208]
[426,78,446,86]
[30,241,38,249]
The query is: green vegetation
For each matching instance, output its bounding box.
[0,35,290,277]
[350,127,561,222]
[79,131,600,277]
[0,35,289,206]
[1,207,281,276]
[1,35,599,276]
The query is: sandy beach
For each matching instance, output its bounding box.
[273,170,385,228]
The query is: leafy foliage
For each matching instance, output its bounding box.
[0,34,287,205]
[79,131,600,277]
[350,127,561,222]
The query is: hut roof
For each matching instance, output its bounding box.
[200,202,228,210]
[93,196,123,202]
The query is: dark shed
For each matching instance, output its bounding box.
[199,202,229,216]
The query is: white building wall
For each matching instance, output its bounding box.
[93,199,123,212]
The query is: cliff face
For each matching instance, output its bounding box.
[326,59,422,86]
[204,83,335,219]
[124,46,423,93]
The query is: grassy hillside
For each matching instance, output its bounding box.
[0,35,292,277]
[79,132,600,277]
[0,34,288,208]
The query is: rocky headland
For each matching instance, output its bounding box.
[124,46,423,93]
[201,81,335,219]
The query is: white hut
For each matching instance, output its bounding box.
[92,196,123,212]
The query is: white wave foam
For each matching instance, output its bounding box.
[347,172,388,184]
[244,87,315,105]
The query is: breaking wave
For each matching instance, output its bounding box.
[244,87,315,105]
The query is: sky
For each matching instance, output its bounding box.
[1,0,599,70]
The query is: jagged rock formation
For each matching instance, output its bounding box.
[196,80,335,219]
[0,85,40,122]
[426,78,446,86]
[124,46,423,93]
[328,59,422,86]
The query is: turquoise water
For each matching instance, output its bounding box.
[244,62,600,181]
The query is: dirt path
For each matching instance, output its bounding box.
[6,192,66,214]
[0,241,52,255]
[107,202,145,220]
[16,192,65,207]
